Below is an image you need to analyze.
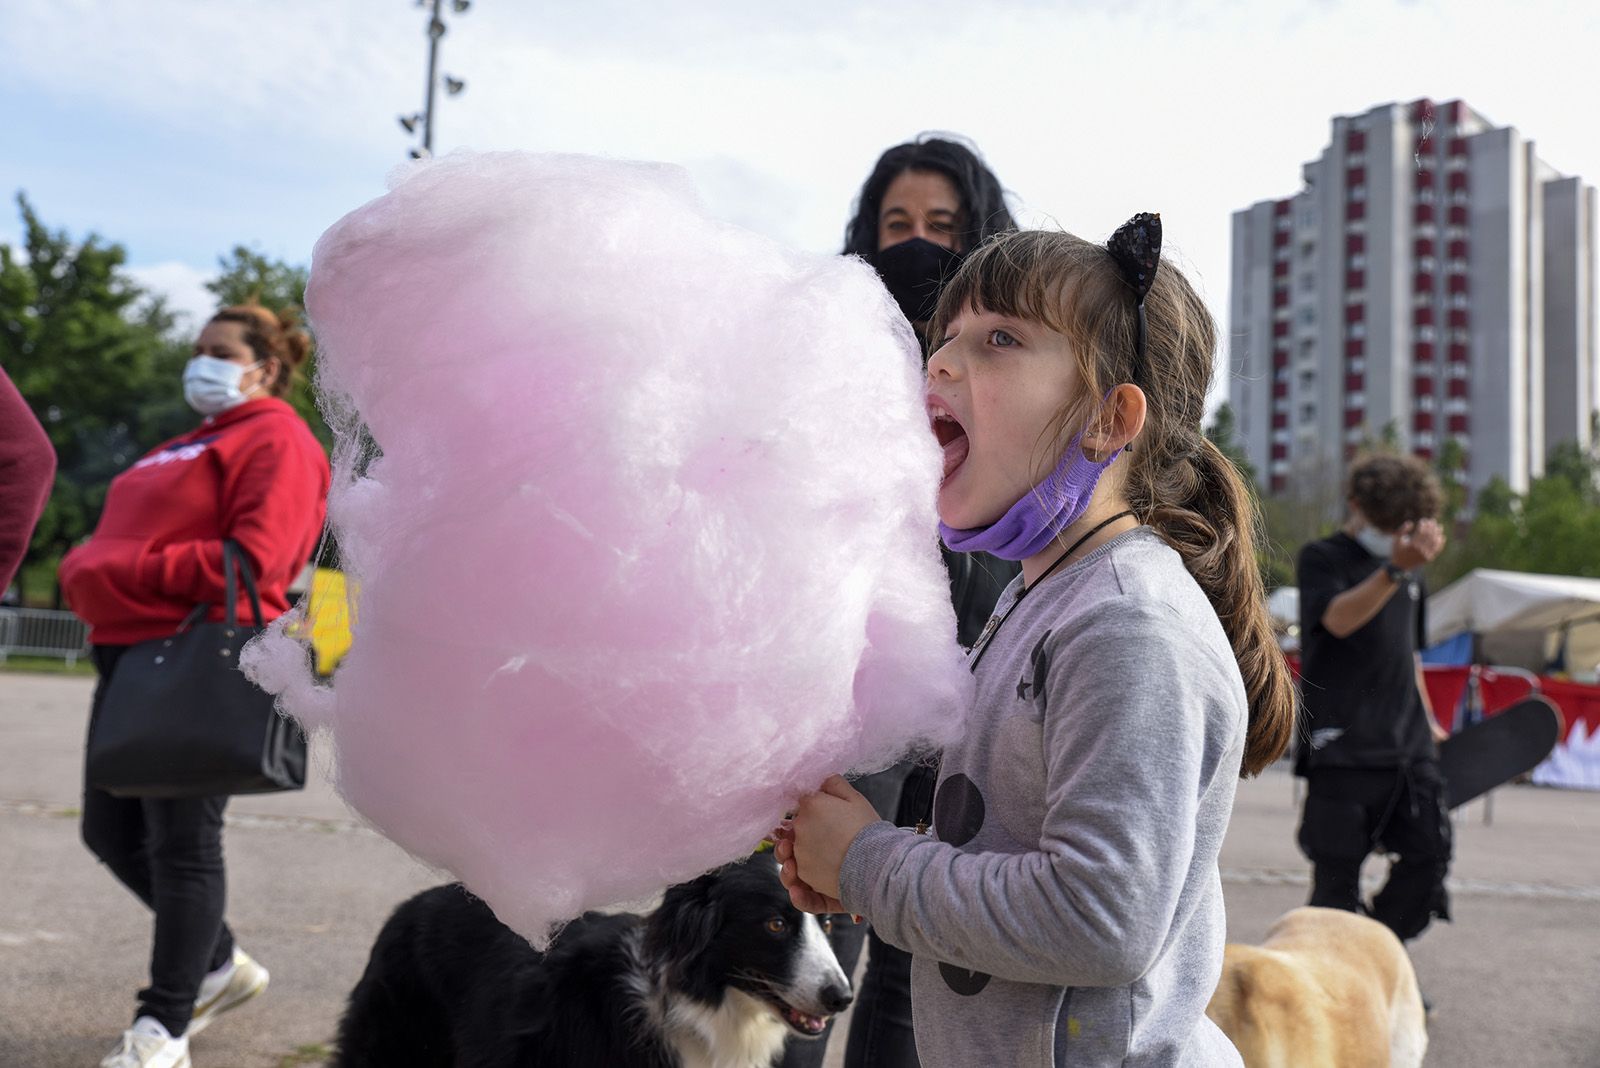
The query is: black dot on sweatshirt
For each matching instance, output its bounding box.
[939,961,993,996]
[934,773,985,848]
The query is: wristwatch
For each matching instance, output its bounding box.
[1381,561,1408,584]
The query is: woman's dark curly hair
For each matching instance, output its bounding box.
[841,135,1016,257]
[1346,454,1444,532]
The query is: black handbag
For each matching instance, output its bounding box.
[87,541,308,798]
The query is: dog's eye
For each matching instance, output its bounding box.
[765,918,788,935]
[820,916,835,935]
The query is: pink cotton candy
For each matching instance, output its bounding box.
[242,151,972,944]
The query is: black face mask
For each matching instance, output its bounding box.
[870,238,965,325]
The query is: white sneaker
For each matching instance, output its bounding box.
[190,946,270,1035]
[99,1017,190,1068]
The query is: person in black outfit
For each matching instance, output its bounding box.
[1296,453,1451,945]
[780,135,1020,1068]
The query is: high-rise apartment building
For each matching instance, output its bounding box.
[1230,98,1597,504]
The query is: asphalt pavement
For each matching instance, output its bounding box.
[3,671,1597,1067]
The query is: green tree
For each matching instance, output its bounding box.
[1432,443,1600,587]
[1,194,193,604]
[206,245,308,311]
[204,246,329,449]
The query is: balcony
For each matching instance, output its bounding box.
[1448,204,1469,226]
[1415,203,1436,224]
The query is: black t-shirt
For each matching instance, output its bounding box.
[1297,532,1437,769]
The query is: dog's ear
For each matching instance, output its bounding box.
[646,875,725,997]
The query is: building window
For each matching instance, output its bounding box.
[1419,325,1436,341]
[1413,291,1432,308]
[1349,252,1368,270]
[1350,321,1367,339]
[1346,391,1366,408]
[1300,403,1317,423]
[1350,184,1368,202]
[1300,272,1316,292]
[1299,307,1317,326]
[1417,186,1436,205]
[1418,394,1436,412]
[1349,357,1367,374]
[1418,256,1437,273]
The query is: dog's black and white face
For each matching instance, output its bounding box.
[647,858,853,1041]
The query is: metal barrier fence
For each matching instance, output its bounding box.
[0,608,91,666]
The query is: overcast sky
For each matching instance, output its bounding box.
[3,0,1595,399]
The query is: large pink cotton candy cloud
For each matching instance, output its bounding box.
[243,151,970,943]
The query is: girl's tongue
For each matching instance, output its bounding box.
[933,415,970,482]
[942,432,969,481]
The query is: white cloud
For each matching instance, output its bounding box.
[124,261,216,335]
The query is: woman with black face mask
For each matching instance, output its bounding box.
[779,135,1021,1068]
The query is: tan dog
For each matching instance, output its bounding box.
[1206,907,1427,1068]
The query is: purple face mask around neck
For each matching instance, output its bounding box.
[937,431,1122,561]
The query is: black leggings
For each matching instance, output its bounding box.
[1297,762,1453,942]
[82,645,236,1038]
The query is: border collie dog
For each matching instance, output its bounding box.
[335,858,853,1068]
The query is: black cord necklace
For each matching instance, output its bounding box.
[965,509,1138,674]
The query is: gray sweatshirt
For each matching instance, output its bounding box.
[839,528,1247,1067]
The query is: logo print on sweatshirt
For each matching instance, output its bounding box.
[131,435,219,471]
[1015,629,1052,706]
[938,960,992,997]
[933,773,986,848]
[932,776,994,996]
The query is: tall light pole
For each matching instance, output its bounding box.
[398,0,470,159]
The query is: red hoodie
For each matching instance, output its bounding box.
[59,396,330,645]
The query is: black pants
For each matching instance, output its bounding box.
[1297,762,1452,942]
[82,645,236,1038]
[780,762,925,1068]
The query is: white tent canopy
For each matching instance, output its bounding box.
[1428,569,1600,678]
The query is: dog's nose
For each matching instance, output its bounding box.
[820,984,854,1014]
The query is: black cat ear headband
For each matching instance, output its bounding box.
[1105,212,1162,375]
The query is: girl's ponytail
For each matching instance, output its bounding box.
[1141,433,1295,776]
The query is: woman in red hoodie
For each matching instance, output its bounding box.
[59,303,330,1068]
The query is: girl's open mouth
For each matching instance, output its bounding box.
[930,408,969,483]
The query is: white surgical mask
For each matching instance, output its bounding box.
[184,355,263,415]
[1354,525,1396,559]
